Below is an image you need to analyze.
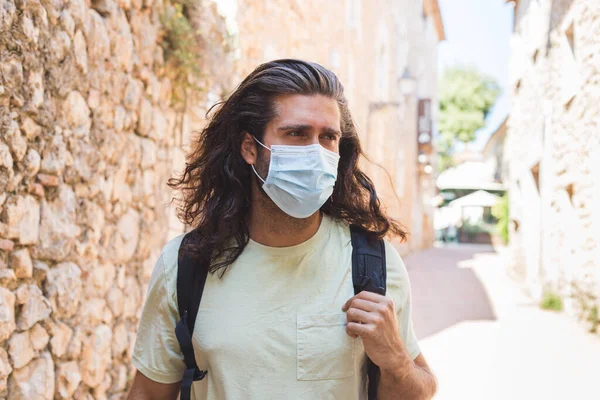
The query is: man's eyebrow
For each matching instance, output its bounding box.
[277,124,311,132]
[277,124,342,136]
[322,127,342,137]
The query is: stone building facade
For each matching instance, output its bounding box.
[235,0,445,255]
[505,0,600,327]
[0,0,234,398]
[0,0,443,398]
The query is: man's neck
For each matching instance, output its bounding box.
[247,193,322,248]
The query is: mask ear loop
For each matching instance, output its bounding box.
[253,136,271,152]
[251,136,270,184]
[251,164,266,184]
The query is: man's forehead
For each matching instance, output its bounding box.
[271,94,341,129]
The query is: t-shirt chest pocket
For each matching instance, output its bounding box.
[296,313,356,381]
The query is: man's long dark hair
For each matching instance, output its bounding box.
[168,59,407,276]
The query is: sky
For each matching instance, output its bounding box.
[437,0,515,151]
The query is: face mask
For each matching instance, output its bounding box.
[251,137,340,219]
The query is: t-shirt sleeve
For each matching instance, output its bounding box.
[132,251,186,383]
[384,242,421,360]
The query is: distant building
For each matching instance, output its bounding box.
[505,0,600,321]
[227,0,446,255]
[434,121,508,244]
[482,116,508,184]
[436,159,505,193]
[452,149,484,166]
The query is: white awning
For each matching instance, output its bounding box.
[448,190,501,208]
[437,161,505,191]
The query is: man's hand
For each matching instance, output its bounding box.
[342,291,411,373]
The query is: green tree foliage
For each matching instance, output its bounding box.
[160,1,203,109]
[436,67,501,172]
[540,290,564,312]
[491,192,509,244]
[436,133,455,172]
[438,67,501,144]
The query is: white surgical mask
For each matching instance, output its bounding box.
[251,137,340,219]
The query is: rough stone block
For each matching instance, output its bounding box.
[14,284,29,305]
[0,239,15,252]
[0,269,16,286]
[0,347,11,395]
[137,98,152,137]
[81,324,112,388]
[20,117,42,140]
[7,121,27,161]
[112,323,129,358]
[57,361,81,399]
[16,285,52,331]
[37,174,60,187]
[0,142,13,169]
[28,182,45,198]
[45,262,82,319]
[60,9,75,38]
[8,351,54,400]
[10,248,33,279]
[29,323,50,351]
[49,321,73,358]
[4,195,40,245]
[8,331,34,369]
[36,186,79,261]
[40,135,71,175]
[112,209,140,262]
[87,10,110,64]
[23,148,41,177]
[0,288,16,343]
[61,91,91,137]
[73,30,88,74]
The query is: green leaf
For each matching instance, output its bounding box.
[438,67,501,146]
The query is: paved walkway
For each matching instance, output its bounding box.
[404,244,600,400]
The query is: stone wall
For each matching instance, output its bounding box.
[0,0,233,398]
[506,0,600,324]
[0,0,443,398]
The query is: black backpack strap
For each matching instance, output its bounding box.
[175,232,209,400]
[350,225,387,400]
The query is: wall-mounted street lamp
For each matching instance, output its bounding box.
[399,68,417,97]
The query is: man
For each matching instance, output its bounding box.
[127,59,437,399]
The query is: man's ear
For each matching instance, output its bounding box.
[240,132,257,165]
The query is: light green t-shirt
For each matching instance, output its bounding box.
[132,215,420,399]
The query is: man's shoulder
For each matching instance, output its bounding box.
[383,240,404,267]
[327,215,351,240]
[158,232,187,277]
[332,219,407,279]
[382,240,411,301]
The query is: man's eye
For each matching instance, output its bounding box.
[288,131,303,137]
[322,135,337,141]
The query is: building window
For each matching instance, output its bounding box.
[531,163,540,193]
[565,96,575,110]
[346,0,361,30]
[512,219,520,232]
[565,22,575,57]
[565,183,574,203]
[560,16,580,104]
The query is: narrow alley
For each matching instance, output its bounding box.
[405,245,600,400]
